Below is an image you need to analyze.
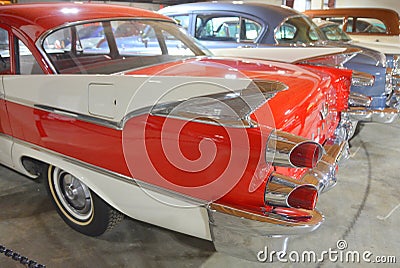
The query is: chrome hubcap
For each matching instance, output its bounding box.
[53,168,93,221]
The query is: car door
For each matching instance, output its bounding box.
[0,25,13,167]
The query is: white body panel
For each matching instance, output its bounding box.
[3,75,253,123]
[0,133,13,168]
[8,137,212,240]
[0,78,13,167]
[211,47,347,63]
[350,36,400,54]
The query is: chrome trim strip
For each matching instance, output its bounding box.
[346,107,399,124]
[13,137,205,206]
[351,71,375,87]
[0,131,13,140]
[348,92,372,107]
[34,104,122,130]
[34,103,257,130]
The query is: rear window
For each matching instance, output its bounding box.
[320,17,387,33]
[42,19,206,74]
[275,15,321,44]
[195,15,262,42]
[346,18,386,33]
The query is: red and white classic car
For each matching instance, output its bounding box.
[0,3,353,259]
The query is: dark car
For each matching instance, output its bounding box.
[160,2,399,123]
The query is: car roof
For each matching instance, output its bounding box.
[160,1,301,24]
[0,3,172,42]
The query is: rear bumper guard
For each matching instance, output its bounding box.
[207,203,323,261]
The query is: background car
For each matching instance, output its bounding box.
[160,2,399,125]
[314,19,400,111]
[304,8,400,54]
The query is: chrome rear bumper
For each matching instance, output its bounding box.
[207,203,323,261]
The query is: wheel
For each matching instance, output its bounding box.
[349,121,364,141]
[46,165,123,236]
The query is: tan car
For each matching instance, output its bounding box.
[304,8,400,54]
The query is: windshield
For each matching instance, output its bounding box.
[319,24,352,42]
[42,19,208,74]
[275,15,324,45]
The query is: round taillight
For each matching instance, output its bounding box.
[290,142,323,168]
[288,185,318,210]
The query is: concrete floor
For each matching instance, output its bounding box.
[0,121,399,267]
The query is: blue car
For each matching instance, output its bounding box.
[314,19,400,110]
[160,2,399,124]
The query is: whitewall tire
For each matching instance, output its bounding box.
[46,165,123,236]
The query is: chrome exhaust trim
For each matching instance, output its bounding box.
[264,172,318,208]
[306,141,349,193]
[265,130,324,168]
[346,107,399,124]
[265,141,349,206]
[348,92,372,107]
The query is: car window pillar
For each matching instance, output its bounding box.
[103,21,119,59]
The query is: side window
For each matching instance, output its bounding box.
[161,28,195,56]
[351,17,386,33]
[43,27,71,51]
[242,19,262,41]
[111,21,162,55]
[308,27,320,41]
[76,22,109,54]
[322,17,347,31]
[275,23,297,42]
[171,15,190,31]
[195,16,240,41]
[275,16,321,44]
[16,39,44,75]
[0,28,10,74]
